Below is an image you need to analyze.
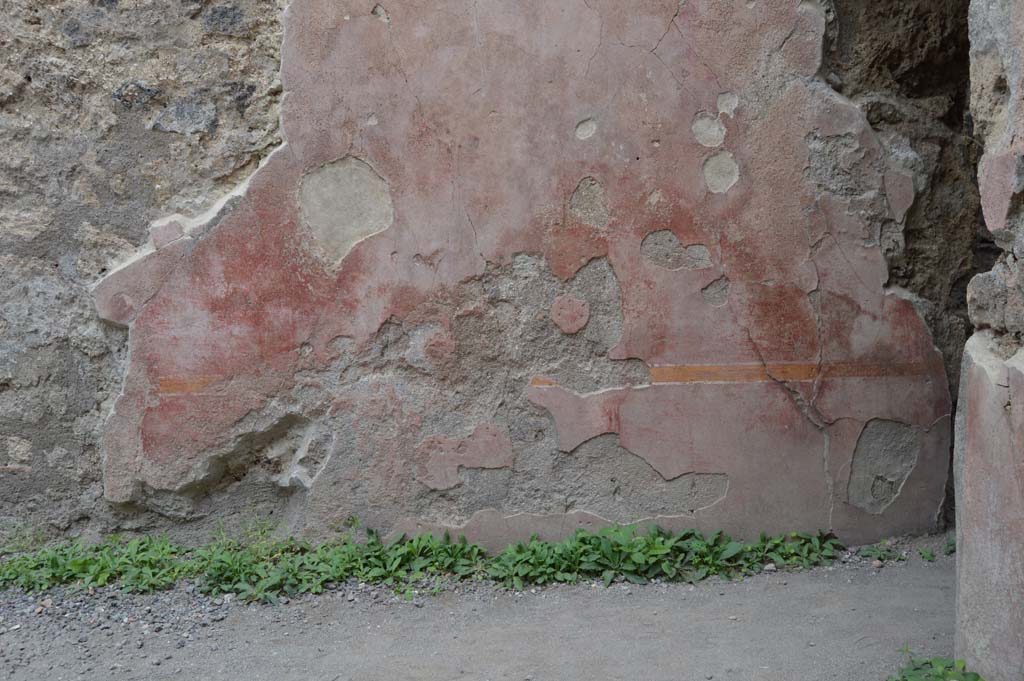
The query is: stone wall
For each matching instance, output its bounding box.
[955,1,1024,679]
[1,1,981,551]
[0,0,285,543]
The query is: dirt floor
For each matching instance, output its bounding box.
[0,535,955,681]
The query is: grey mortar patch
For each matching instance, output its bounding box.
[288,255,652,532]
[299,156,395,269]
[703,151,739,194]
[701,276,731,307]
[847,419,923,514]
[575,118,598,140]
[550,435,728,521]
[641,230,713,270]
[691,112,726,147]
[717,92,739,117]
[570,177,610,229]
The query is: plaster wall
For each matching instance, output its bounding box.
[0,1,979,552]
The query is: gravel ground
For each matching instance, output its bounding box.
[0,534,956,681]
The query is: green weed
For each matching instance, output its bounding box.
[192,530,485,603]
[486,527,843,590]
[888,656,984,681]
[1,525,844,602]
[0,536,188,593]
[858,540,905,562]
[919,548,936,562]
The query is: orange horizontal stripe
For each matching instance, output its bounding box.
[823,361,930,378]
[650,364,806,382]
[156,376,218,394]
[650,362,930,384]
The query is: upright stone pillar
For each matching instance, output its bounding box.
[954,334,1024,681]
[956,2,1024,678]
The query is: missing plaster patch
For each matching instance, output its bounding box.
[575,118,598,140]
[570,177,610,229]
[299,156,394,269]
[186,414,315,496]
[717,92,739,117]
[641,230,713,270]
[703,152,739,194]
[691,113,726,148]
[847,419,923,514]
[701,275,730,307]
[553,435,729,519]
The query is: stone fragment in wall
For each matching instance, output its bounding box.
[967,257,1024,337]
[883,165,915,224]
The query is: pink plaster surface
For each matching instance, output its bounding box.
[955,336,1024,681]
[415,423,515,491]
[95,0,950,544]
[978,151,1023,243]
[550,295,590,334]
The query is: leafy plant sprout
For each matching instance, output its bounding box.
[0,526,845,603]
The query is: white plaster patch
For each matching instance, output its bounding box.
[717,92,739,117]
[299,156,394,269]
[575,118,598,140]
[691,113,726,147]
[703,152,739,194]
[4,436,32,470]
